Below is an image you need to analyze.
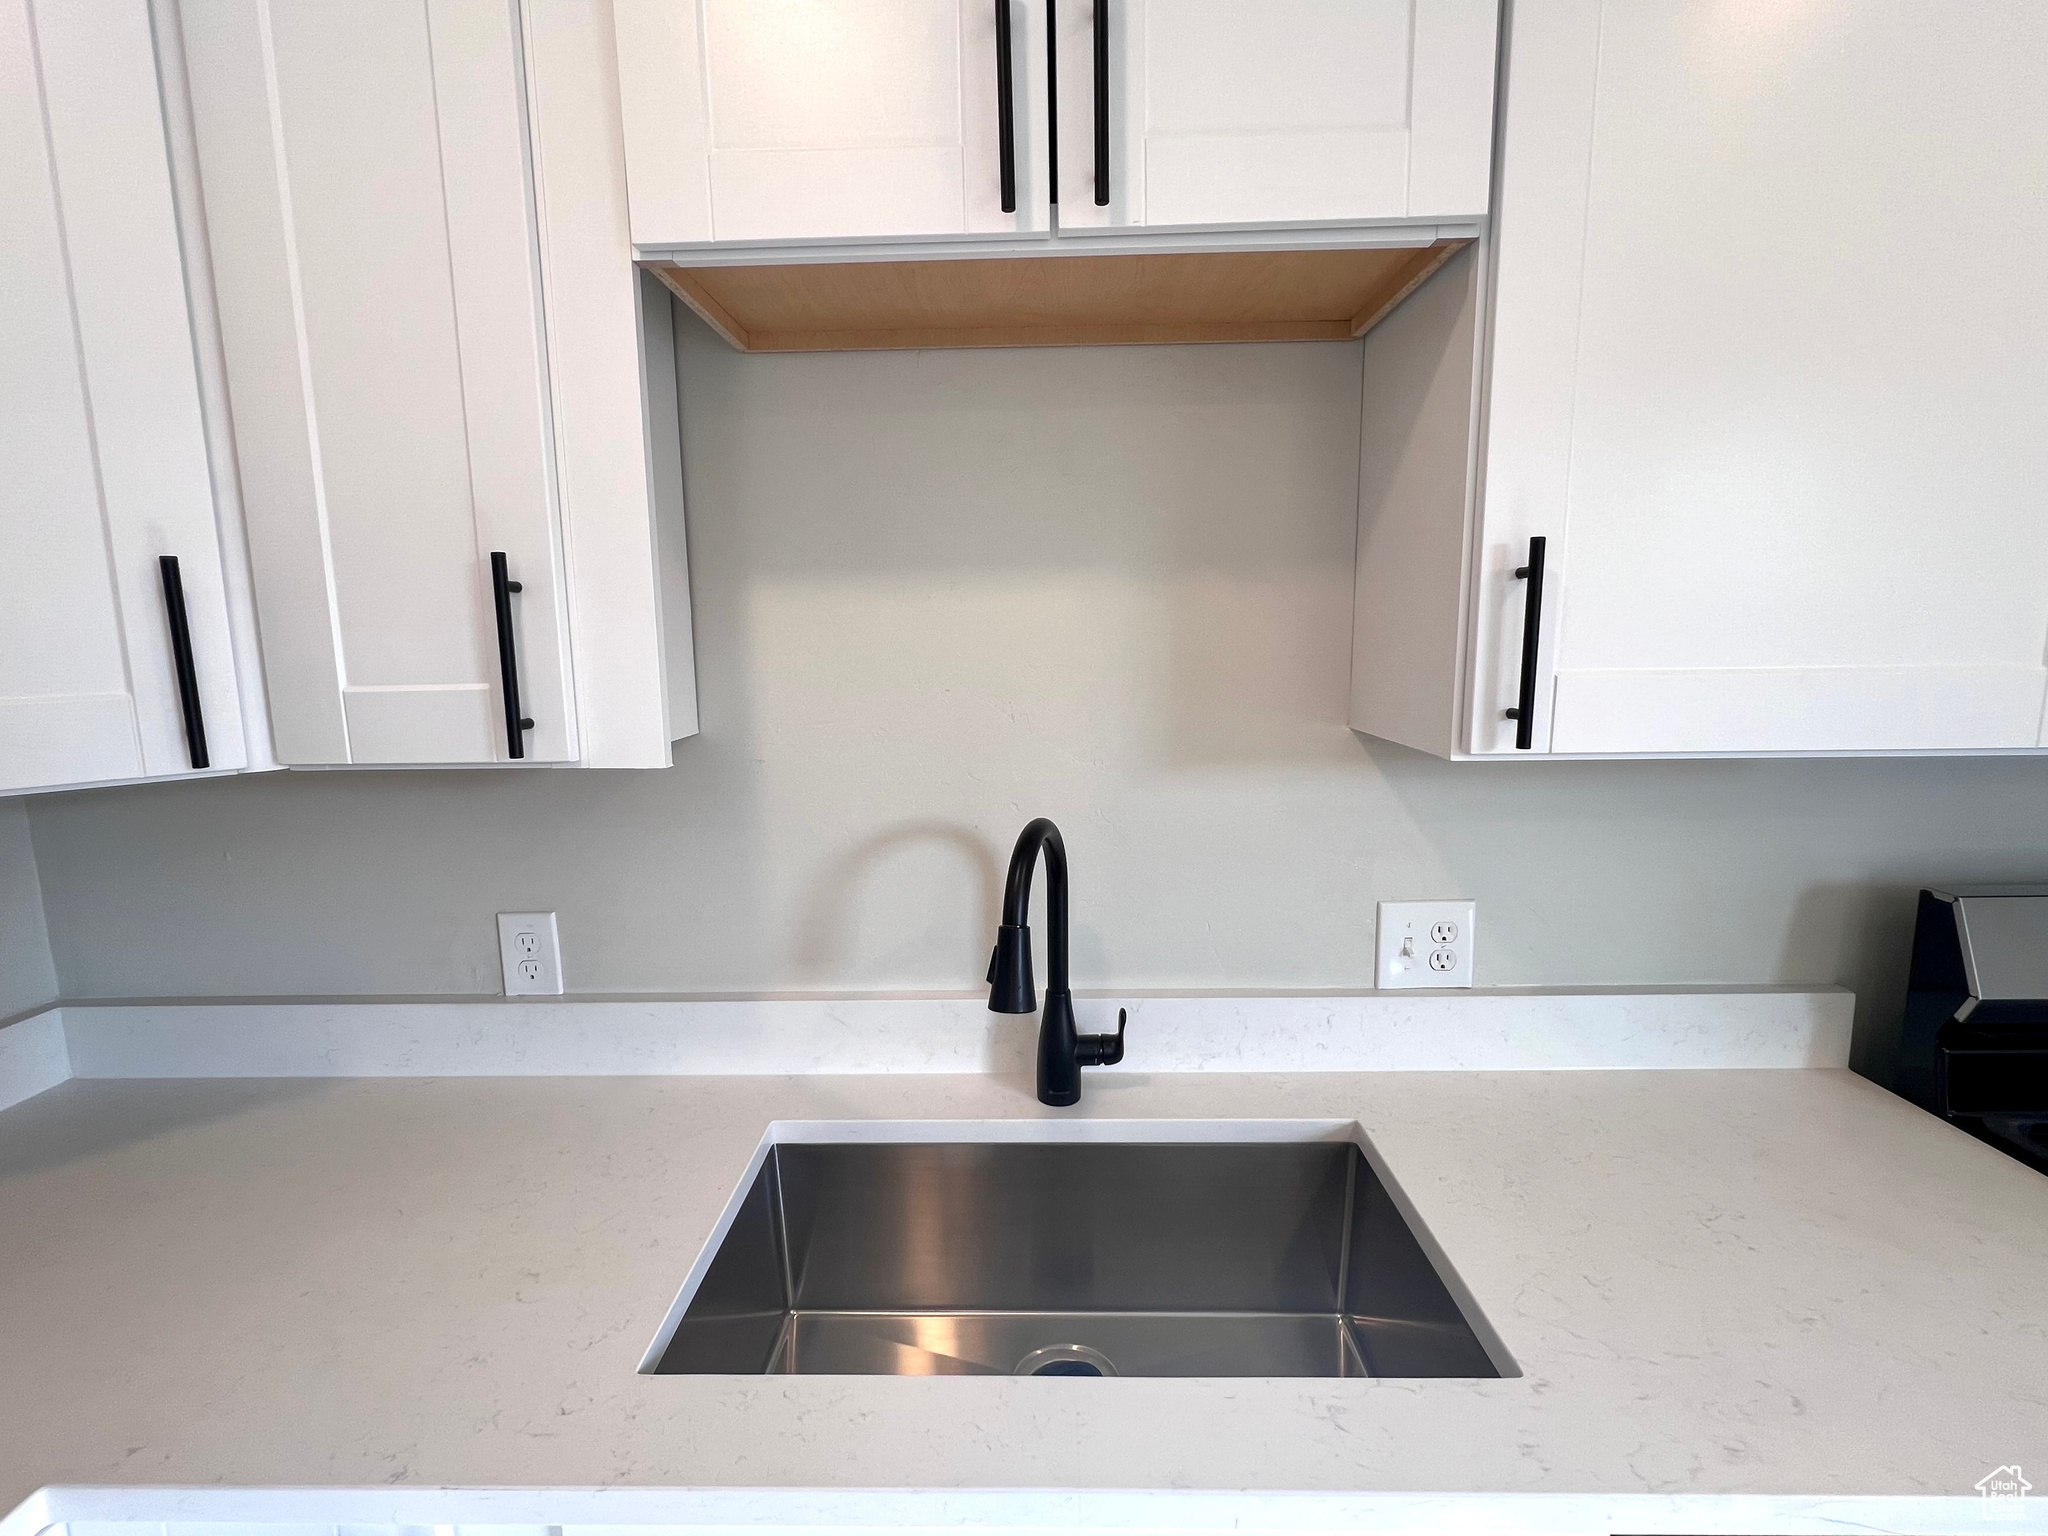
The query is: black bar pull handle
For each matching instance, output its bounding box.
[1092,0,1109,204]
[1502,535,1547,750]
[157,555,209,770]
[490,551,534,760]
[994,0,1017,214]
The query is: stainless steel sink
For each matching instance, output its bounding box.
[648,1138,1505,1378]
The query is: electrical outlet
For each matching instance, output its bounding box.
[1375,900,1475,989]
[497,912,563,996]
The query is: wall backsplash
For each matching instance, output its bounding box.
[0,801,56,1020]
[18,311,2048,1075]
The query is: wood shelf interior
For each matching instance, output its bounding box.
[648,240,1469,354]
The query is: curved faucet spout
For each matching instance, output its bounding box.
[985,818,1127,1106]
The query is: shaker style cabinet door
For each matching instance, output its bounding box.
[1466,0,2048,756]
[1055,0,1497,231]
[613,0,1051,246]
[183,0,576,765]
[0,0,246,795]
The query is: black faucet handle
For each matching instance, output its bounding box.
[1075,1007,1127,1067]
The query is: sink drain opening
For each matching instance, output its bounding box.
[1015,1343,1116,1377]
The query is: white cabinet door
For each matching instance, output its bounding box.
[614,0,1051,247]
[0,0,246,796]
[1464,0,2048,757]
[184,0,577,766]
[1055,0,1496,231]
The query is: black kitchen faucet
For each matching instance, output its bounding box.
[986,817,1127,1106]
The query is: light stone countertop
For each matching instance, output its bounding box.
[0,1064,2044,1532]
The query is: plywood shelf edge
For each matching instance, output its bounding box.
[648,240,1473,355]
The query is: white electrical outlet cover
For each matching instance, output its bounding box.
[1375,900,1475,989]
[497,912,564,996]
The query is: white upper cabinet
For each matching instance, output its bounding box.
[0,0,248,796]
[1054,0,1498,232]
[614,0,1052,247]
[1352,0,2048,759]
[184,0,691,770]
[613,0,1492,251]
[183,0,572,766]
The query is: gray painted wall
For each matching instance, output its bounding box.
[0,801,56,1021]
[23,317,2048,1072]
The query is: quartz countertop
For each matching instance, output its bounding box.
[1,1059,2044,1532]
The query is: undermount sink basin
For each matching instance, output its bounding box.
[646,1133,1508,1378]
